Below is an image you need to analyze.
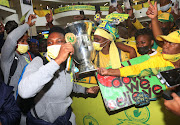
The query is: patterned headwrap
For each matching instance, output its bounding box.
[94,13,129,69]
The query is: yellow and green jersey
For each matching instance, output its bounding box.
[119,55,175,77]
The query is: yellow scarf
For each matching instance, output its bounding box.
[94,28,121,69]
[162,53,180,62]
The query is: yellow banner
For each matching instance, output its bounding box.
[34,10,52,17]
[54,1,155,14]
[0,0,10,7]
[54,5,109,14]
[133,0,155,10]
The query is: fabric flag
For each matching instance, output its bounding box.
[34,10,52,17]
[20,10,30,23]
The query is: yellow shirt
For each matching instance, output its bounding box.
[119,55,175,77]
[92,50,130,68]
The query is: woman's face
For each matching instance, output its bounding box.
[94,35,109,47]
[162,40,180,54]
[47,32,65,46]
[136,35,153,48]
[17,34,28,45]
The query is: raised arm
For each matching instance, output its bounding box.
[146,0,163,47]
[127,6,144,30]
[45,10,54,28]
[1,14,36,61]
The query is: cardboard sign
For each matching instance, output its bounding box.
[96,55,166,111]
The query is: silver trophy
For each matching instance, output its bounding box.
[65,20,96,75]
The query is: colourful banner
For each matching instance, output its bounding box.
[96,55,166,111]
[97,74,166,111]
[54,5,109,14]
[0,0,10,7]
[72,83,180,125]
[54,1,155,14]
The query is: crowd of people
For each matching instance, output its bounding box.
[0,0,179,124]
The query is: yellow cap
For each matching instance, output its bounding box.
[158,12,174,23]
[156,30,180,43]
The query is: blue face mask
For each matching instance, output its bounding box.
[160,3,171,12]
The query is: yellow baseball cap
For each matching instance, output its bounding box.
[156,30,180,43]
[158,12,174,23]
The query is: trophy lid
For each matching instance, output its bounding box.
[65,20,94,28]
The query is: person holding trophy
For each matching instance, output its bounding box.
[18,26,99,125]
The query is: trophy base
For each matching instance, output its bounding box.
[78,69,97,79]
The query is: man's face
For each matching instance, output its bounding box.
[162,41,180,54]
[17,34,28,45]
[160,0,171,7]
[159,21,174,35]
[47,32,65,46]
[159,21,172,29]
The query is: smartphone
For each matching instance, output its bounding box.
[157,68,180,88]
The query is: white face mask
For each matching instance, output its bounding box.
[160,3,171,12]
[47,45,61,59]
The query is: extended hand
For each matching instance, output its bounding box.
[45,10,53,23]
[126,6,134,18]
[97,68,109,76]
[109,6,116,14]
[86,86,100,94]
[146,0,158,19]
[116,4,123,13]
[164,92,180,116]
[27,14,37,27]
